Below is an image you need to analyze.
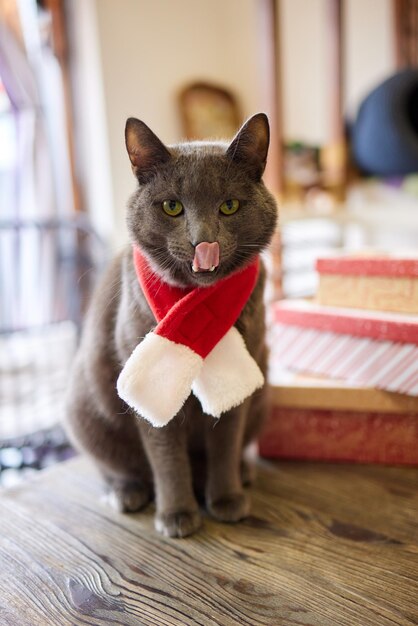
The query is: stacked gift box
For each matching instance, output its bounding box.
[260,254,418,465]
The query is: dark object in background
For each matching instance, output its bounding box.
[352,69,418,176]
[0,426,77,488]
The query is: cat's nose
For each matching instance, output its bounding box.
[192,241,220,273]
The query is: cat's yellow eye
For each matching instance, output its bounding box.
[162,200,184,216]
[220,199,240,215]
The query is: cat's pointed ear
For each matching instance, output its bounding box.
[125,118,171,183]
[226,113,270,181]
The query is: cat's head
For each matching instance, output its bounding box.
[125,113,278,286]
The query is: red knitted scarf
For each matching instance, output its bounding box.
[133,247,259,357]
[117,247,264,427]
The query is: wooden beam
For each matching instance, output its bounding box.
[327,0,344,145]
[256,0,283,196]
[45,0,82,213]
[394,0,406,68]
[256,0,283,301]
[393,0,418,69]
[322,0,347,195]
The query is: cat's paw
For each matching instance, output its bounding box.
[207,492,250,522]
[155,510,202,538]
[103,484,151,513]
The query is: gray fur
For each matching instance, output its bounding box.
[65,114,278,537]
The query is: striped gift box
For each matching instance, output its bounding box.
[271,300,418,396]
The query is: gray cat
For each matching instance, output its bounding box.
[65,113,278,538]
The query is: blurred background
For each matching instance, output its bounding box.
[1,0,418,483]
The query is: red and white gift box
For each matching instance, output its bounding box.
[316,255,418,314]
[271,299,418,396]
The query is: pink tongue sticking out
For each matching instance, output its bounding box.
[192,242,220,272]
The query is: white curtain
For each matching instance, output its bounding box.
[0,2,75,330]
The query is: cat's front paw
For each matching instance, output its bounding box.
[155,510,202,538]
[103,484,151,513]
[207,492,250,523]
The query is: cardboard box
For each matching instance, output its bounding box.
[260,374,418,465]
[316,256,418,314]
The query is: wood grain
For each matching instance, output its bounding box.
[0,458,417,625]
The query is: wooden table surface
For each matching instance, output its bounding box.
[0,457,417,626]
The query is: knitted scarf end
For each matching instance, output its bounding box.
[117,332,203,427]
[192,327,264,417]
[117,327,264,426]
